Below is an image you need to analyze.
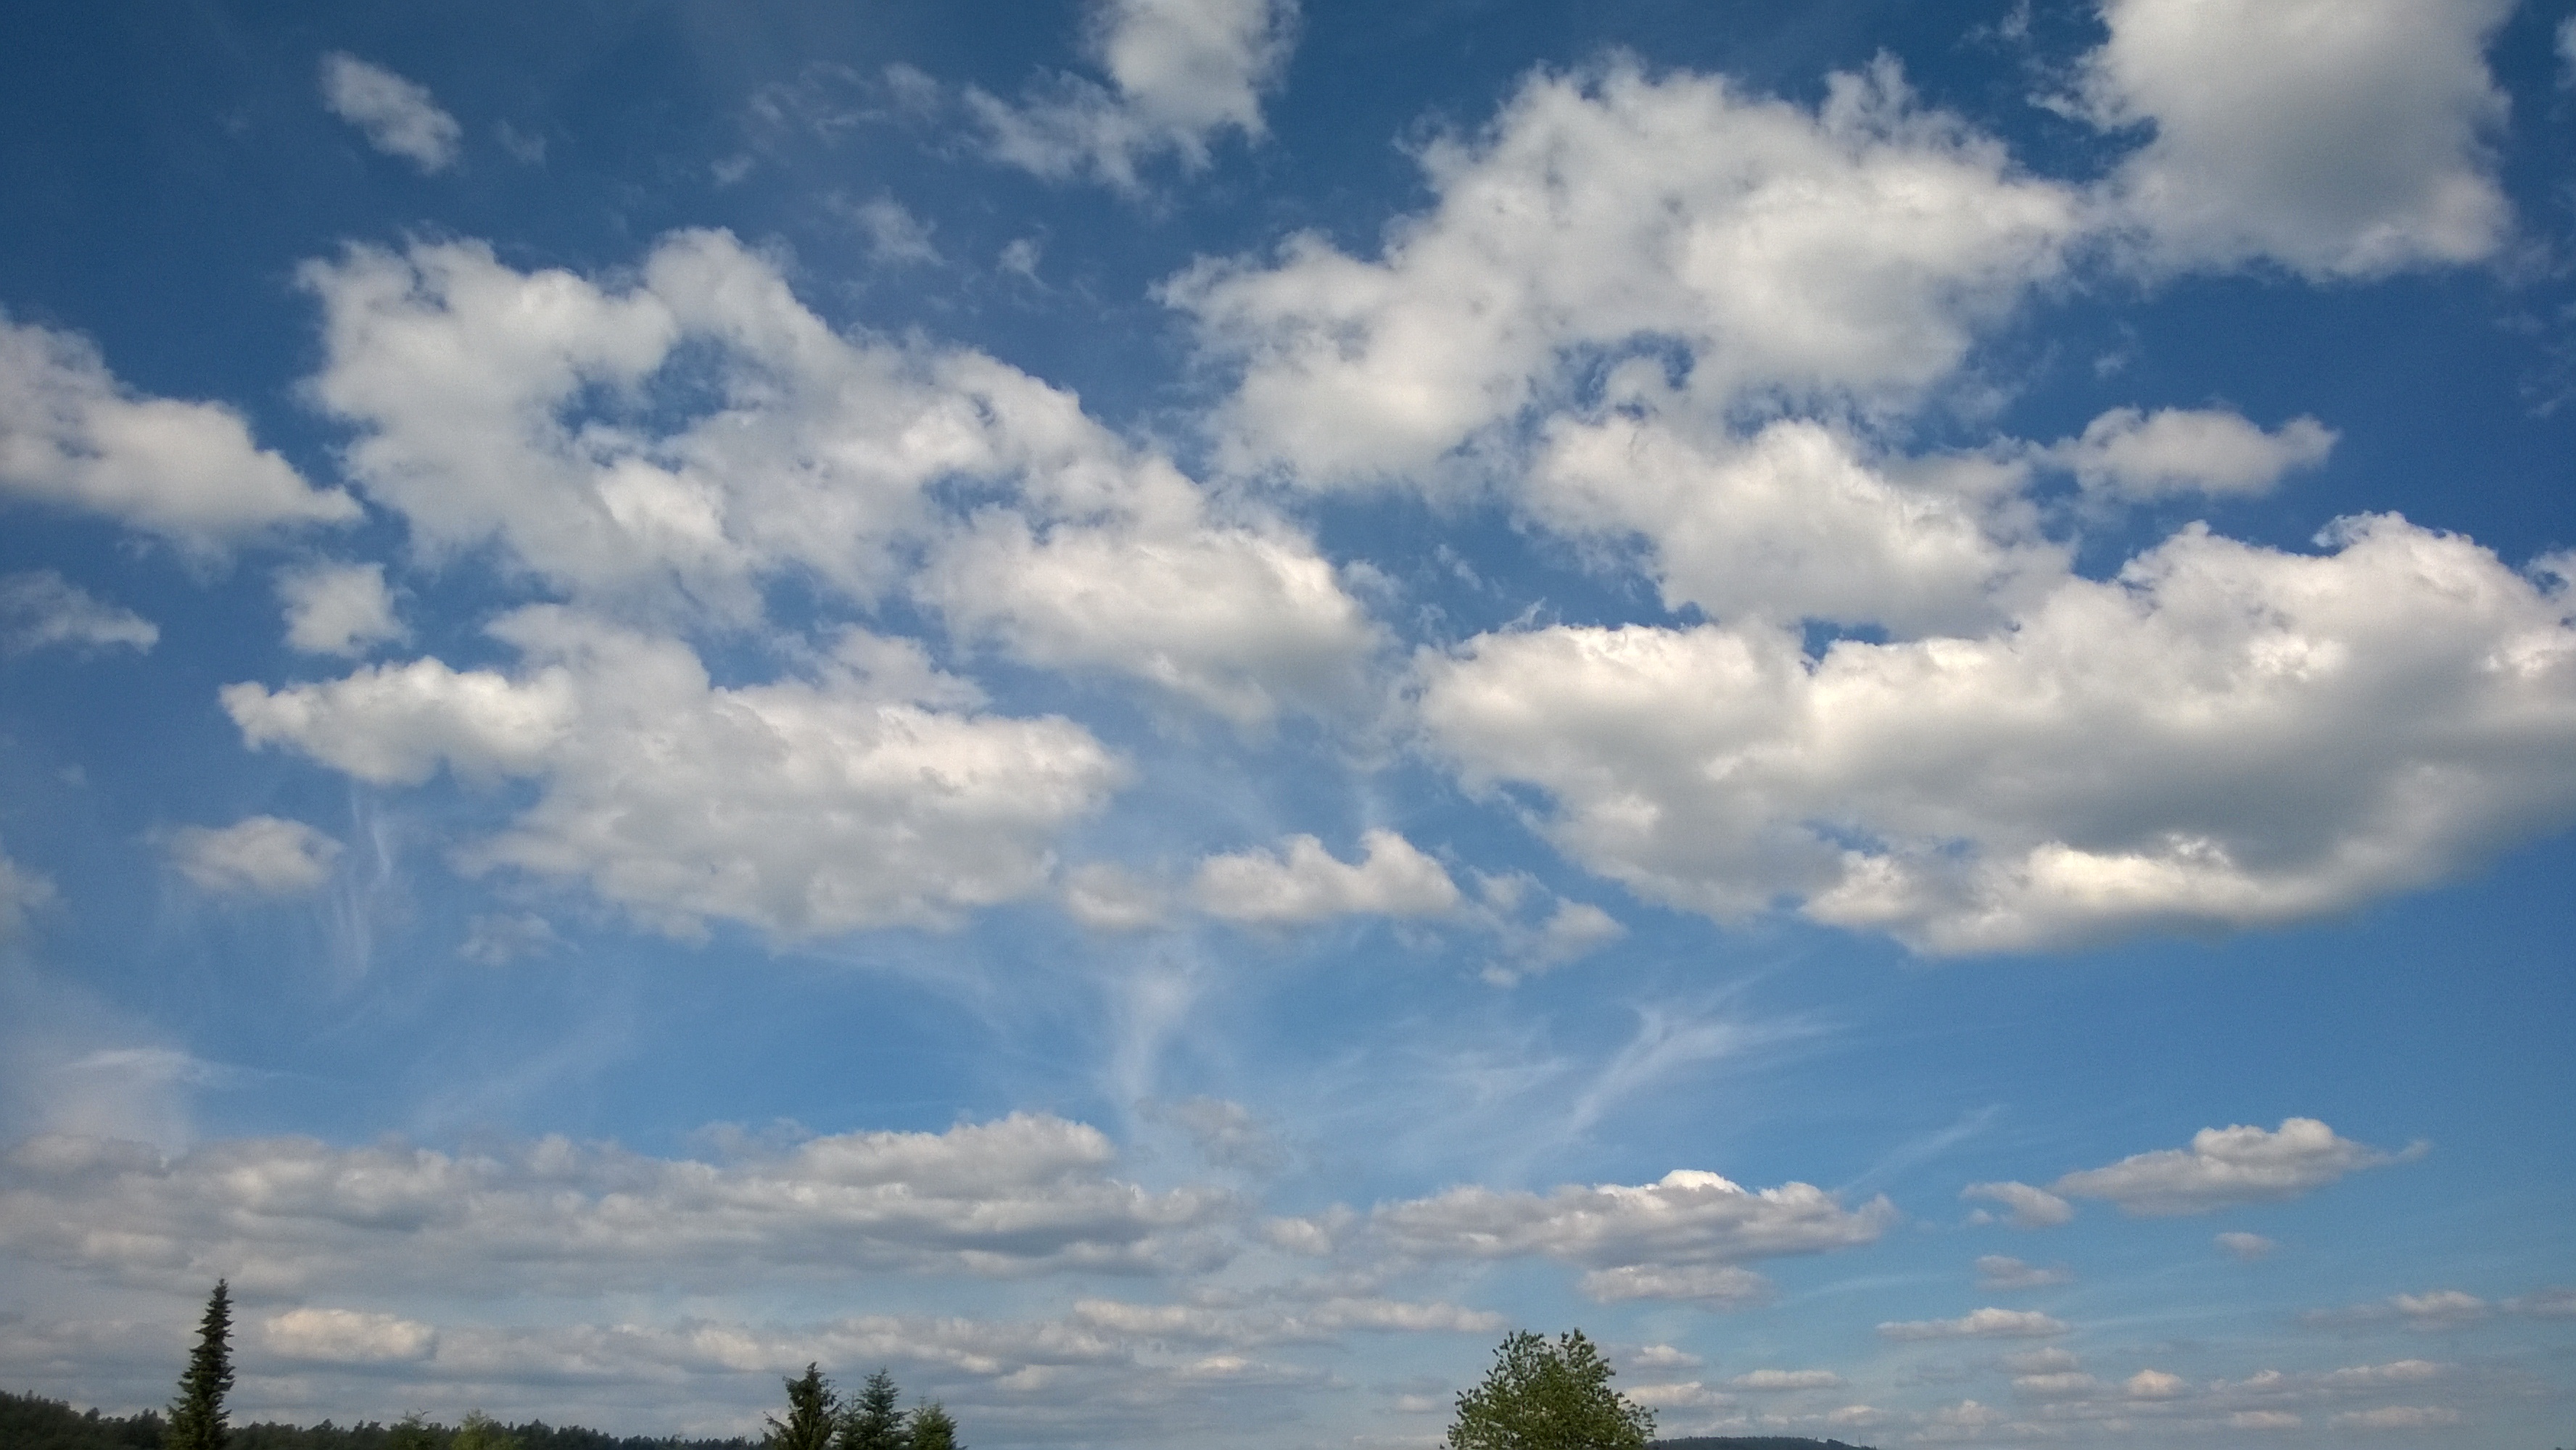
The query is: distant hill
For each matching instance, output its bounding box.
[1652,1438,1880,1450]
[1,1392,757,1450]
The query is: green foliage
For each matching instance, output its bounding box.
[835,1370,906,1450]
[168,1280,237,1450]
[902,1401,957,1450]
[767,1364,839,1450]
[1447,1330,1654,1450]
[0,1391,165,1450]
[452,1412,519,1450]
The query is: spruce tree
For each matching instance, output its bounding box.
[165,1281,234,1450]
[836,1368,907,1450]
[906,1399,959,1450]
[767,1363,840,1450]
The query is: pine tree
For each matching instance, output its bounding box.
[767,1364,840,1450]
[836,1369,907,1450]
[165,1281,234,1450]
[905,1399,959,1450]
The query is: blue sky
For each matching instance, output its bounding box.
[2,1,2573,1445]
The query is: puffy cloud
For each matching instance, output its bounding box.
[225,610,1123,937]
[2216,1230,2278,1261]
[1526,413,2062,636]
[1364,1169,1894,1285]
[0,570,155,654]
[1066,1294,1503,1347]
[1876,1307,2067,1341]
[300,230,1371,721]
[0,315,355,547]
[319,54,462,173]
[1418,516,2576,953]
[1974,1255,2072,1290]
[1172,58,2079,486]
[0,1114,1236,1293]
[2053,1118,2407,1216]
[1192,829,1459,924]
[1059,862,1169,932]
[0,845,57,943]
[967,0,1297,190]
[263,1307,437,1364]
[160,816,344,898]
[2330,1405,2461,1430]
[2044,407,2337,502]
[2076,0,2514,277]
[278,561,404,655]
[1730,1369,1843,1391]
[1576,1264,1771,1307]
[2124,1367,2187,1399]
[1960,1181,2073,1228]
[2389,1290,2488,1329]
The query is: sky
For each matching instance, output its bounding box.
[1,1,2573,1446]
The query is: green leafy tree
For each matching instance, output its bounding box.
[835,1370,906,1450]
[1446,1330,1654,1450]
[903,1401,958,1450]
[386,1413,437,1450]
[767,1364,840,1450]
[166,1280,235,1450]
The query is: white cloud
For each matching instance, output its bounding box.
[2216,1230,2278,1261]
[1363,1169,1895,1283]
[0,844,57,943]
[1877,1307,2067,1341]
[968,0,1297,190]
[1060,862,1169,931]
[2044,407,2337,502]
[2330,1405,2461,1430]
[0,315,355,547]
[225,609,1124,937]
[1963,1182,2076,1229]
[320,54,463,173]
[1171,57,2079,486]
[849,196,940,266]
[1730,1369,1843,1391]
[1975,1254,2072,1290]
[300,230,1372,722]
[0,571,156,654]
[2076,0,2514,277]
[277,561,404,655]
[2053,1118,2407,1215]
[2561,17,2576,88]
[161,816,344,898]
[1192,829,1458,925]
[1629,1343,1700,1370]
[264,1307,437,1364]
[1418,515,2576,953]
[1527,413,2063,636]
[1576,1264,1772,1307]
[0,1114,1235,1293]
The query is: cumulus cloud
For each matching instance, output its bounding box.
[225,609,1123,937]
[2217,1230,2278,1261]
[264,1307,437,1364]
[278,561,404,655]
[0,1114,1235,1292]
[2052,1118,2408,1216]
[1975,1255,2072,1290]
[0,570,155,654]
[1192,829,1459,924]
[1876,1307,2068,1341]
[1358,1169,1894,1301]
[1418,516,2576,953]
[0,315,355,547]
[160,816,345,898]
[1172,57,2078,486]
[300,229,1371,723]
[2076,0,2514,277]
[320,54,462,172]
[0,844,57,942]
[1730,1368,1843,1391]
[967,0,1297,190]
[2044,407,2337,502]
[1960,1181,2074,1229]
